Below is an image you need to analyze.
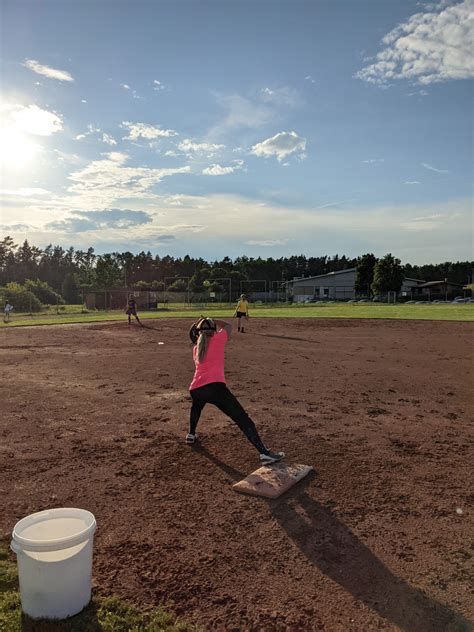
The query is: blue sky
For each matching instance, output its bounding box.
[0,0,472,264]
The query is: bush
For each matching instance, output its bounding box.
[24,279,64,305]
[0,283,42,312]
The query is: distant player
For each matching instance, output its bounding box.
[187,316,284,463]
[126,295,142,326]
[3,300,13,323]
[234,293,249,333]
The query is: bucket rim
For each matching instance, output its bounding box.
[11,508,96,553]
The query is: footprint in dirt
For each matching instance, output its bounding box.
[367,407,388,417]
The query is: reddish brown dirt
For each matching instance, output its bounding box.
[0,318,473,631]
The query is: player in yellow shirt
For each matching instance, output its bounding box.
[234,294,249,333]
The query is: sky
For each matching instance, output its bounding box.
[0,0,473,264]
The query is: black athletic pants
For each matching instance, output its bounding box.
[189,382,268,454]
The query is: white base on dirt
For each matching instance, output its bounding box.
[11,508,96,620]
[232,462,313,498]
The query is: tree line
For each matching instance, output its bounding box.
[0,236,472,308]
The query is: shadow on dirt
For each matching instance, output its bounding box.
[196,447,472,632]
[253,332,318,344]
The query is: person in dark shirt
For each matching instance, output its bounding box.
[125,296,142,326]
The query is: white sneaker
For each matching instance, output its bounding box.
[185,433,199,444]
[260,451,285,464]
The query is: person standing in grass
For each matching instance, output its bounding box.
[3,300,13,323]
[186,316,284,463]
[234,294,249,333]
[125,295,142,326]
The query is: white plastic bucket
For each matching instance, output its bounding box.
[11,508,97,619]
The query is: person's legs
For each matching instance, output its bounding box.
[237,315,241,332]
[189,389,206,436]
[134,313,142,325]
[209,383,269,454]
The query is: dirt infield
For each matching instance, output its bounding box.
[0,317,473,631]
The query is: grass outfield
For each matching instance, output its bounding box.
[0,540,196,631]
[0,302,473,327]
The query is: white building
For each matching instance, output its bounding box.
[288,268,357,301]
[288,270,427,301]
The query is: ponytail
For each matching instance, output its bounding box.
[196,329,214,362]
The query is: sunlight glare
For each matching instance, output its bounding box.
[0,127,38,169]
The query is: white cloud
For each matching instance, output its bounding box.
[178,139,225,157]
[153,80,165,91]
[5,104,63,136]
[246,239,288,246]
[164,194,209,208]
[81,99,87,104]
[207,94,273,139]
[0,104,61,168]
[54,149,82,164]
[65,152,191,209]
[250,131,306,162]
[305,75,316,84]
[408,89,430,96]
[0,188,48,196]
[405,181,421,185]
[120,84,131,90]
[259,85,302,107]
[5,192,471,262]
[75,124,102,141]
[362,158,384,164]
[0,223,32,232]
[46,208,153,233]
[102,133,117,146]
[122,121,178,141]
[400,212,460,231]
[421,162,449,173]
[316,200,346,209]
[202,160,244,176]
[356,0,474,86]
[23,59,74,82]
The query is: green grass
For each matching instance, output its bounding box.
[0,302,473,328]
[0,539,197,631]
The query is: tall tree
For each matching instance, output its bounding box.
[95,254,122,288]
[372,253,404,295]
[62,272,80,303]
[355,253,378,296]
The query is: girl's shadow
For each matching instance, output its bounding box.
[195,446,471,632]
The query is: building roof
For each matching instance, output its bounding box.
[418,280,463,288]
[403,277,426,283]
[288,267,357,284]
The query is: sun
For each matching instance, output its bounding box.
[0,126,38,169]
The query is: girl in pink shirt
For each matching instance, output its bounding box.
[187,317,284,464]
